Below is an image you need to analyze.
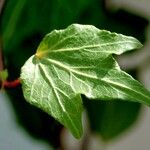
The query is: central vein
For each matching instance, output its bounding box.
[43,58,98,79]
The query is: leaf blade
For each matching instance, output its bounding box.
[21,24,150,138]
[21,55,83,138]
[36,24,142,57]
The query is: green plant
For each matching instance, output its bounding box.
[1,0,149,149]
[20,24,150,138]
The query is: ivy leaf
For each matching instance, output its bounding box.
[20,24,150,138]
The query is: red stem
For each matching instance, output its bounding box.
[2,79,21,88]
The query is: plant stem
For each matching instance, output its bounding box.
[2,79,21,88]
[0,39,4,71]
[0,0,5,89]
[0,0,5,15]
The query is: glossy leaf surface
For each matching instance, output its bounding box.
[21,24,150,138]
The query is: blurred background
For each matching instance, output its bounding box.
[0,0,150,149]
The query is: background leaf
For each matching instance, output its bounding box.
[83,96,141,141]
[21,24,150,138]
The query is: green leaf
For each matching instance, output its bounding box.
[83,97,141,141]
[20,24,150,138]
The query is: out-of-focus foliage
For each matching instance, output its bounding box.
[83,97,141,141]
[0,0,148,148]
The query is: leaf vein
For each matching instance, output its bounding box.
[48,40,138,53]
[44,58,98,79]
